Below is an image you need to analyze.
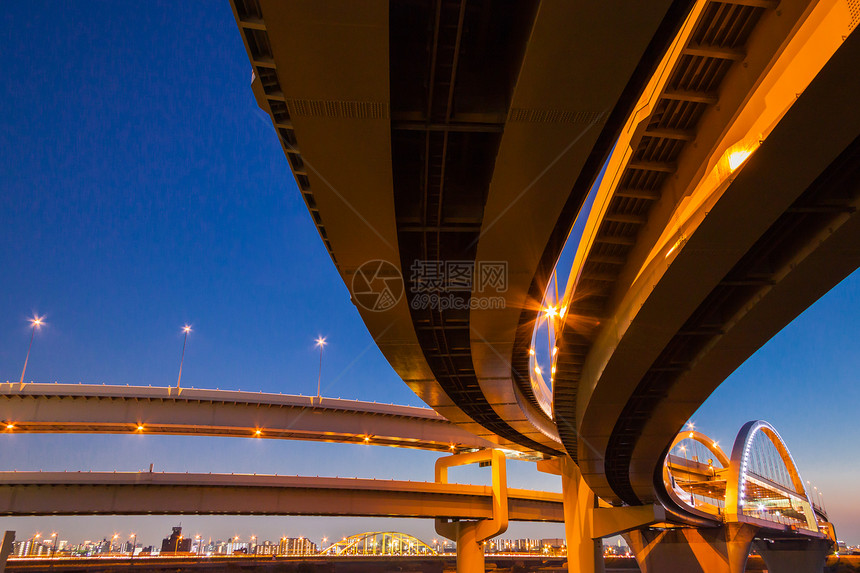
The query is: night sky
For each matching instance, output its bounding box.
[1,1,858,548]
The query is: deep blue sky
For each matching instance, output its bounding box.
[1,0,858,548]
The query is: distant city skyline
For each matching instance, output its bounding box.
[1,0,858,548]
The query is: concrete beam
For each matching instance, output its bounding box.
[593,505,667,538]
[0,383,497,453]
[0,471,563,521]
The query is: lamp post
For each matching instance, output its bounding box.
[177,325,192,388]
[129,533,136,563]
[50,532,57,559]
[20,316,44,385]
[30,533,40,557]
[314,336,326,402]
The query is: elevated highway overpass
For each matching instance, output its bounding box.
[229,0,697,457]
[0,383,499,454]
[0,471,563,521]
[19,0,844,571]
[550,0,860,510]
[230,0,860,521]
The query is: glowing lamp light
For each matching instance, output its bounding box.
[534,365,541,375]
[30,316,44,328]
[528,348,535,356]
[137,425,144,431]
[543,306,558,318]
[255,429,262,436]
[728,149,752,172]
[552,346,558,356]
[5,424,13,430]
[665,237,684,259]
[183,325,192,334]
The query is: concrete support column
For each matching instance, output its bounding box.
[0,531,14,573]
[439,521,485,573]
[435,450,508,573]
[559,458,604,573]
[624,523,757,573]
[752,538,832,573]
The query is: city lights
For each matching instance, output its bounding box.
[727,148,753,172]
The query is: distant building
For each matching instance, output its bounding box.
[255,540,278,555]
[13,540,50,556]
[161,526,192,553]
[226,542,249,555]
[541,538,565,554]
[277,537,317,555]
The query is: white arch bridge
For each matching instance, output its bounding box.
[616,420,837,573]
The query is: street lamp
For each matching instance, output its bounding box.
[177,325,192,388]
[20,316,45,385]
[50,532,57,559]
[129,533,137,562]
[31,533,41,557]
[315,336,326,402]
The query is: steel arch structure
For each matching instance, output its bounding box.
[662,420,830,537]
[319,532,437,556]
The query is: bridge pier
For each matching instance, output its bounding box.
[538,457,604,573]
[438,520,486,573]
[623,523,757,573]
[752,538,832,573]
[0,531,14,573]
[559,458,604,573]
[435,450,508,573]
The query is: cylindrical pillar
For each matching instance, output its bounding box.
[456,522,485,573]
[560,458,604,573]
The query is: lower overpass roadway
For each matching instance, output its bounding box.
[0,383,500,454]
[0,471,562,522]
